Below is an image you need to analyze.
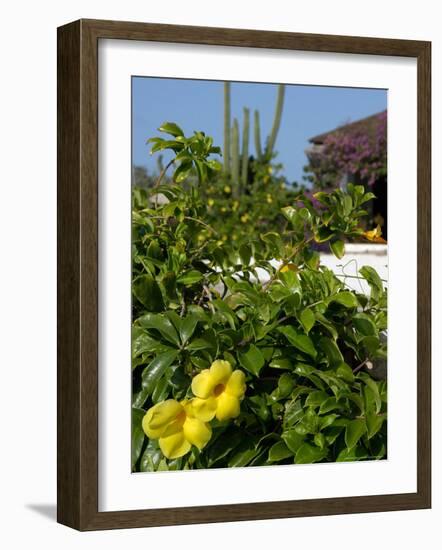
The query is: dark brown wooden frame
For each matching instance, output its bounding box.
[57,18,431,531]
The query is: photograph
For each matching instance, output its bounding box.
[131,77,388,472]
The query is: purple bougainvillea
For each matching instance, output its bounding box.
[304,111,387,190]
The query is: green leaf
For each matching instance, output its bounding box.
[319,396,340,414]
[295,442,327,464]
[278,326,317,359]
[353,313,378,336]
[337,445,369,462]
[314,432,326,449]
[329,291,359,308]
[132,327,170,359]
[305,390,329,407]
[283,399,304,428]
[173,160,193,183]
[206,159,222,171]
[158,121,184,137]
[133,274,165,311]
[239,344,265,376]
[137,350,180,406]
[319,337,344,367]
[137,313,180,347]
[366,412,386,438]
[187,329,217,352]
[213,299,237,330]
[177,270,204,285]
[360,373,382,413]
[268,440,293,462]
[269,358,292,370]
[277,373,295,398]
[359,265,384,298]
[299,308,315,334]
[330,239,345,259]
[206,429,243,467]
[179,315,199,345]
[228,446,260,468]
[282,429,305,453]
[345,418,366,450]
[335,362,354,383]
[139,441,162,472]
[131,407,146,469]
[319,413,339,430]
[151,374,170,404]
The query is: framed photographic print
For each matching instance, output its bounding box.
[57,19,431,530]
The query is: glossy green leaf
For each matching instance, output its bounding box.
[319,337,344,367]
[137,313,180,347]
[268,440,293,462]
[137,349,180,406]
[177,270,204,285]
[133,274,165,311]
[353,313,378,336]
[345,418,366,450]
[239,344,265,376]
[131,407,146,469]
[329,291,359,308]
[278,326,317,359]
[330,239,345,259]
[299,308,315,334]
[295,442,327,464]
[158,121,184,137]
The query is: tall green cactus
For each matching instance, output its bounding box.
[223,82,231,174]
[265,84,285,157]
[241,108,250,191]
[223,82,285,187]
[254,110,263,161]
[231,118,240,191]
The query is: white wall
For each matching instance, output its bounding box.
[0,1,440,548]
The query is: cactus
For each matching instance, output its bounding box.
[241,108,250,191]
[223,82,231,174]
[231,118,240,193]
[254,110,263,161]
[223,82,285,187]
[265,84,285,158]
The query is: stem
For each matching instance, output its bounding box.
[263,236,314,291]
[152,158,174,208]
[153,158,174,189]
[184,216,219,236]
[353,358,370,374]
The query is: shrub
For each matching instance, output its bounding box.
[131,123,387,472]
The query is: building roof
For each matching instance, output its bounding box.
[309,110,387,145]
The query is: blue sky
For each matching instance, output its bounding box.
[132,77,387,184]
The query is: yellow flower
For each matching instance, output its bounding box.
[142,399,212,459]
[266,194,273,204]
[240,213,250,223]
[363,224,387,244]
[223,185,231,194]
[221,206,227,213]
[232,200,239,211]
[208,198,215,207]
[280,263,297,273]
[191,360,246,422]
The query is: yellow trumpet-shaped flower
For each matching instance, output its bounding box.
[280,263,297,273]
[191,360,246,422]
[142,399,212,459]
[363,224,387,244]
